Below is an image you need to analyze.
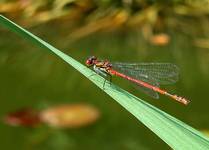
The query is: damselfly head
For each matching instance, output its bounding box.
[86,56,97,66]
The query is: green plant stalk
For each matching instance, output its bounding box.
[0,15,209,149]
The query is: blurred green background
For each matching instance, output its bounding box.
[0,0,209,149]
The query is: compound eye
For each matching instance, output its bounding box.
[86,59,93,66]
[86,56,97,66]
[86,60,90,65]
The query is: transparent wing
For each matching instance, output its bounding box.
[131,74,159,99]
[112,62,179,85]
[112,63,160,99]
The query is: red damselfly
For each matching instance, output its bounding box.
[86,56,190,105]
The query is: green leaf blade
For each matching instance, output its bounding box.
[1,15,209,150]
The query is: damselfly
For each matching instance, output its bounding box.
[86,56,190,105]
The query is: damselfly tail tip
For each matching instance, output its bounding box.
[172,95,190,105]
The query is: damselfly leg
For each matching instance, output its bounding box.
[102,73,112,89]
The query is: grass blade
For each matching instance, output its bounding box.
[0,15,209,149]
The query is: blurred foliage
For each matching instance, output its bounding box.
[1,0,209,43]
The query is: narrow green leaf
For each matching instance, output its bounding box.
[0,15,209,149]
